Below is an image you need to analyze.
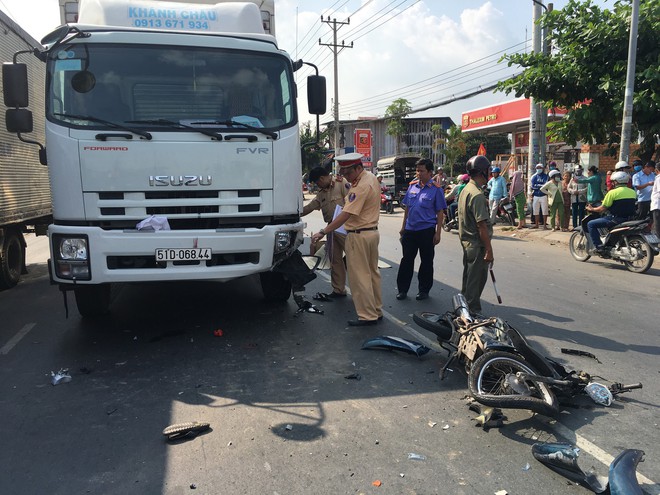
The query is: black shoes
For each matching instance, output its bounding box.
[396,292,408,300]
[347,319,378,326]
[416,292,429,300]
[327,291,347,298]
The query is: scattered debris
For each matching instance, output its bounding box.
[407,453,427,461]
[522,463,531,471]
[312,292,333,302]
[468,400,507,429]
[361,336,430,357]
[51,368,72,385]
[162,422,211,441]
[442,424,450,430]
[285,424,293,431]
[532,442,608,493]
[214,329,224,337]
[344,373,361,380]
[494,490,508,495]
[189,484,197,490]
[372,480,382,487]
[293,294,324,315]
[428,421,437,428]
[561,348,602,364]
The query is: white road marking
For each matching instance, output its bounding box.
[315,270,659,490]
[0,323,36,355]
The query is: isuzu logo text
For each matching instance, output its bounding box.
[149,175,213,186]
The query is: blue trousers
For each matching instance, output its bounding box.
[588,216,624,247]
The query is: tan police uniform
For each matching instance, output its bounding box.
[302,176,349,294]
[343,168,383,321]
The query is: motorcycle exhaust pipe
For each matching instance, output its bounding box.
[452,293,472,321]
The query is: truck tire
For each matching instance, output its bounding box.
[260,271,292,301]
[468,351,559,417]
[74,284,111,317]
[0,230,24,290]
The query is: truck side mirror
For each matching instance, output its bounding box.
[2,63,29,108]
[6,108,34,133]
[307,75,326,115]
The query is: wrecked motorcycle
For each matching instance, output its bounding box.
[413,294,641,416]
[569,212,659,273]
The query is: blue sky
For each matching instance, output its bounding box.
[1,0,612,125]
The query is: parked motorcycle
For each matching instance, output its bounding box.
[569,213,659,273]
[380,191,395,214]
[442,198,457,232]
[495,197,516,226]
[413,294,641,417]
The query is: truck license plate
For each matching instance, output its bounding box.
[155,248,212,261]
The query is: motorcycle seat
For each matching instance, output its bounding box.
[616,219,645,228]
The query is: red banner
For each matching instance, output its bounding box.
[354,129,372,169]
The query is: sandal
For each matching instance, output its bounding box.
[312,292,333,302]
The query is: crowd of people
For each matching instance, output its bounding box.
[304,153,659,323]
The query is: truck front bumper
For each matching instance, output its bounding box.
[48,223,304,285]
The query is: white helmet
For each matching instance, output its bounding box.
[614,160,630,170]
[549,169,561,179]
[610,171,630,185]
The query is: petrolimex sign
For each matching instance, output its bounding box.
[78,0,265,34]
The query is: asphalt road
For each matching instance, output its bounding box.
[0,212,658,495]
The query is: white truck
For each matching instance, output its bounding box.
[2,0,326,316]
[0,10,52,290]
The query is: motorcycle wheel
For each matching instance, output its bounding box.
[623,235,654,273]
[569,231,591,261]
[505,211,515,226]
[468,351,559,417]
[387,202,394,214]
[442,218,451,232]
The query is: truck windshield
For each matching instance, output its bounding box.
[47,43,296,131]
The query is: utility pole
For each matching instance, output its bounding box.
[320,16,352,165]
[539,3,553,167]
[528,0,543,181]
[619,0,639,163]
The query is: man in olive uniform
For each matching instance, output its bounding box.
[302,166,350,297]
[458,155,494,313]
[311,153,382,326]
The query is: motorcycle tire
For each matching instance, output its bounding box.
[413,311,453,341]
[505,211,515,226]
[569,231,591,262]
[623,235,654,273]
[387,203,394,214]
[442,219,451,232]
[468,351,559,417]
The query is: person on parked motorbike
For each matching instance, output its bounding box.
[458,155,494,313]
[585,171,637,254]
[540,170,565,231]
[396,158,446,301]
[446,174,469,221]
[377,174,389,194]
[487,167,507,225]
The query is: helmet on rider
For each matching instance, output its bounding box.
[614,160,630,170]
[466,155,490,179]
[610,171,630,185]
[492,167,501,174]
[549,169,561,180]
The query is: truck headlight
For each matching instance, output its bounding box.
[53,235,91,280]
[274,231,292,254]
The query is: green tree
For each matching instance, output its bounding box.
[300,122,328,174]
[434,124,466,177]
[385,98,412,155]
[497,0,660,161]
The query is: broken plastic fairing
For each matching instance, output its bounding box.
[361,336,431,357]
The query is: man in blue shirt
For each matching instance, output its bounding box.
[487,166,507,224]
[396,158,447,301]
[529,163,549,229]
[632,160,656,219]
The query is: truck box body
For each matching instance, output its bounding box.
[0,11,50,229]
[0,10,51,289]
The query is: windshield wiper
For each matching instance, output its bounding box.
[53,113,152,140]
[126,119,223,140]
[190,120,278,140]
